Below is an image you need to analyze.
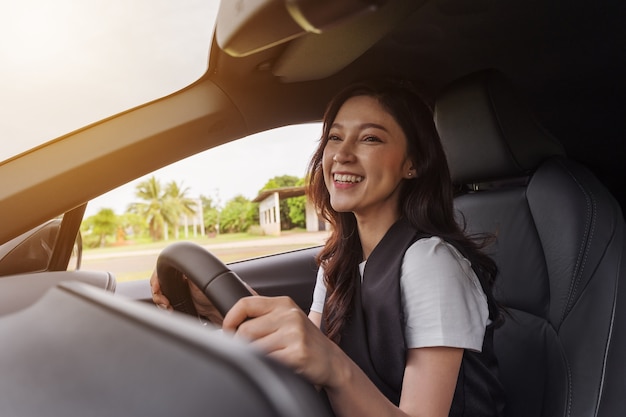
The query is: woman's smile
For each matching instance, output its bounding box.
[332,172,364,188]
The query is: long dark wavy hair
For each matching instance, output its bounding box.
[306,79,498,343]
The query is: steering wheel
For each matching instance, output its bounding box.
[156,241,253,318]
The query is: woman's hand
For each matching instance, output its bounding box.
[149,269,224,325]
[222,296,345,388]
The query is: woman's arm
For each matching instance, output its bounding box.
[398,347,463,416]
[223,296,463,417]
[308,311,322,328]
[324,345,463,417]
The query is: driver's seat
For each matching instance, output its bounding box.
[434,71,626,417]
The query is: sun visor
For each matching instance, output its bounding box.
[215,0,385,57]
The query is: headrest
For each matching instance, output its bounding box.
[434,71,565,185]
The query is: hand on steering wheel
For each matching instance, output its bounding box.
[150,270,225,324]
[154,241,254,321]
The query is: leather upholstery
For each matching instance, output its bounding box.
[435,70,565,185]
[434,71,626,417]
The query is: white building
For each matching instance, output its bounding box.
[253,186,329,236]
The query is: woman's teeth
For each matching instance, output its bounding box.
[334,174,363,183]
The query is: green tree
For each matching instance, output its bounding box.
[200,195,220,234]
[287,198,306,229]
[220,195,257,233]
[81,208,118,248]
[286,177,306,229]
[261,175,300,190]
[118,212,147,241]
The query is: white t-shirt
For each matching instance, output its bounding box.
[310,236,489,352]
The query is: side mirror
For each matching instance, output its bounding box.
[0,219,82,276]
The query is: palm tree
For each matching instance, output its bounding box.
[164,180,197,239]
[127,176,171,241]
[127,176,198,241]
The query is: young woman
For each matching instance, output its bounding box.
[151,79,505,417]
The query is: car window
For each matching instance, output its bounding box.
[0,0,218,162]
[81,123,330,282]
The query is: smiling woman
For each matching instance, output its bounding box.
[0,0,218,161]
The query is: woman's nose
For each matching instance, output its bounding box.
[332,141,356,164]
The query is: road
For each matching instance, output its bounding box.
[81,231,329,282]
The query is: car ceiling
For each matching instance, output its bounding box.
[0,0,624,243]
[209,0,626,203]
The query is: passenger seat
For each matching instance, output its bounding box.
[434,70,626,417]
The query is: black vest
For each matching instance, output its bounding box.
[322,218,505,416]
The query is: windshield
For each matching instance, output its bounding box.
[0,0,218,162]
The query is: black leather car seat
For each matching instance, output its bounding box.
[434,71,626,417]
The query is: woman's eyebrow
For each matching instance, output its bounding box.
[360,122,389,132]
[330,122,389,132]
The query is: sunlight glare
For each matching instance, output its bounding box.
[0,0,217,161]
[2,2,80,66]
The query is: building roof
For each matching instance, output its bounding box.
[252,186,306,203]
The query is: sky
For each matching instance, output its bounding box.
[0,0,322,217]
[85,123,322,217]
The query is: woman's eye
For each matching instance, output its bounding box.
[363,135,381,142]
[328,134,341,142]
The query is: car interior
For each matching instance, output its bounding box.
[435,70,626,417]
[0,0,625,416]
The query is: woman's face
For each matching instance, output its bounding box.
[322,95,415,222]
